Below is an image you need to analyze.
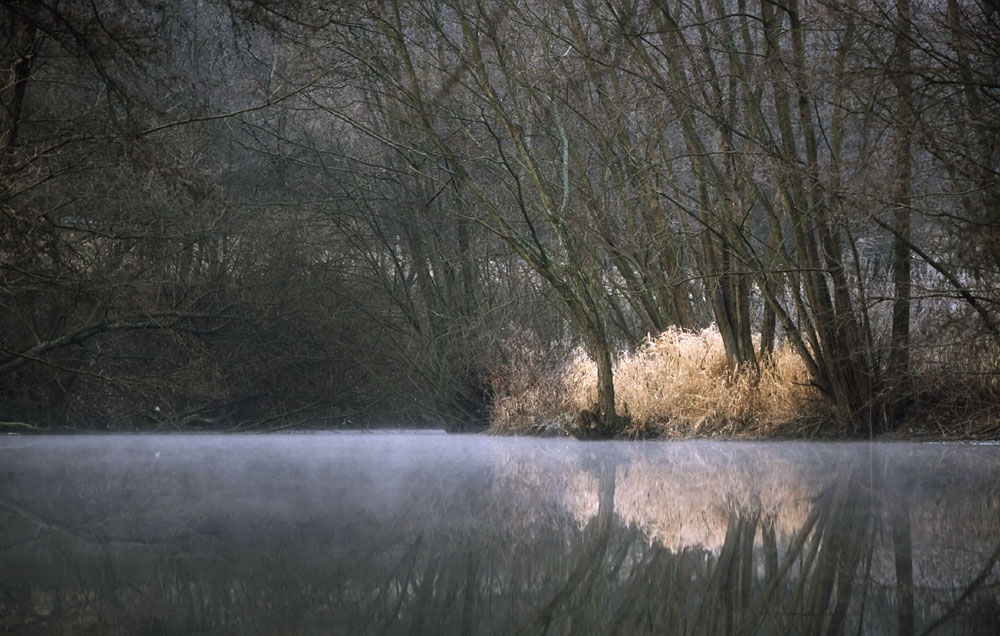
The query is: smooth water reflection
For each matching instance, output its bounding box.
[1,433,998,635]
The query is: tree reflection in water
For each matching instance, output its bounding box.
[0,435,997,635]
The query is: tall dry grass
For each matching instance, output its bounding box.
[487,336,579,435]
[490,326,824,437]
[899,329,1000,438]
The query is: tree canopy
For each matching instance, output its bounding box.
[2,0,998,435]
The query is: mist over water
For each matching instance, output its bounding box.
[1,433,998,635]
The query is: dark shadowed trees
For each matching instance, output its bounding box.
[2,0,998,434]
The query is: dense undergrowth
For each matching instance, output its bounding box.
[488,326,1000,439]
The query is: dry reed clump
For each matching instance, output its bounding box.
[490,326,824,437]
[488,338,577,435]
[587,327,821,436]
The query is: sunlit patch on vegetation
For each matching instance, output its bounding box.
[490,326,824,437]
[490,324,1000,438]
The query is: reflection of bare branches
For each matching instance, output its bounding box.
[892,492,915,636]
[694,510,761,632]
[918,541,1000,636]
[516,464,617,636]
[2,438,998,634]
[0,494,219,553]
[0,494,113,550]
[739,468,862,636]
[364,534,422,634]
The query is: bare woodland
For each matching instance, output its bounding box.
[1,0,998,435]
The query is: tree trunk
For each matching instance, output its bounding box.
[888,0,914,427]
[1,18,36,150]
[590,330,620,437]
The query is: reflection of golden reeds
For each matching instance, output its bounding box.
[495,444,1000,602]
[487,443,827,555]
[491,326,824,436]
[554,452,819,554]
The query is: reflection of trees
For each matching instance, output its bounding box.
[515,459,617,635]
[501,445,1000,635]
[1,441,998,634]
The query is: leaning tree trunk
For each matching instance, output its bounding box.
[586,325,620,437]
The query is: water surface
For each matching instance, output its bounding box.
[1,432,998,635]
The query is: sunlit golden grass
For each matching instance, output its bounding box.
[575,327,822,436]
[490,326,825,437]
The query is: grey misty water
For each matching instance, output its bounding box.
[0,433,998,635]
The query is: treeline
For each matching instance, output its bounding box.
[1,0,997,435]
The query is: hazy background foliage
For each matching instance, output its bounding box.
[1,0,998,434]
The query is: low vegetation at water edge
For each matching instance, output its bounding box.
[488,326,1000,439]
[489,327,824,437]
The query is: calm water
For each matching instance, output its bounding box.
[1,432,998,635]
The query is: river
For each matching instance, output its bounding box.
[1,432,998,635]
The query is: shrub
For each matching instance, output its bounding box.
[490,326,825,437]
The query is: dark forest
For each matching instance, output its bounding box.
[2,0,998,436]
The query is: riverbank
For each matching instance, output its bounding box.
[4,324,997,440]
[486,413,1000,442]
[488,327,1000,441]
[2,417,996,440]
